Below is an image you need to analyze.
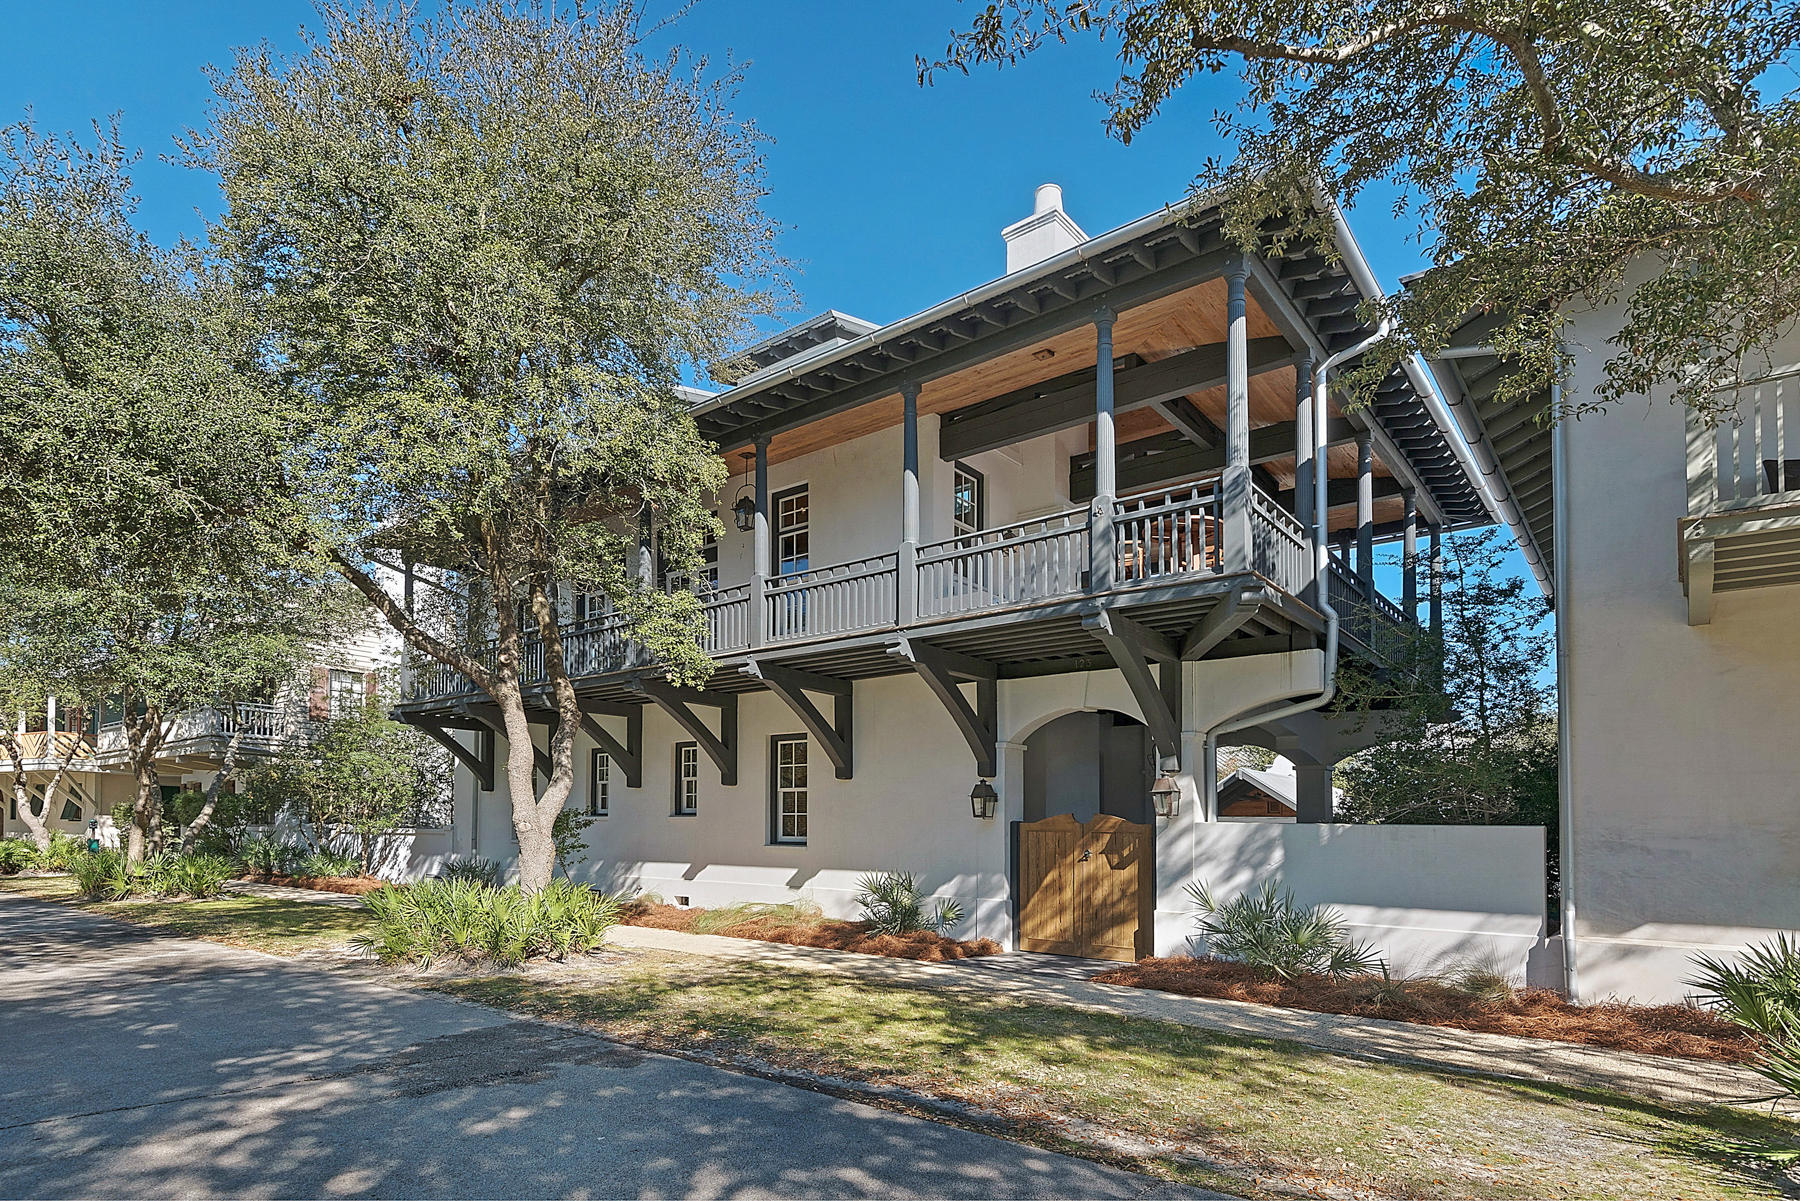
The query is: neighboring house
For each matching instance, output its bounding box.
[5,619,406,844]
[397,185,1551,974]
[1427,272,1800,1003]
[1216,767,1301,821]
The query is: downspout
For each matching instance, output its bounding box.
[1200,316,1393,812]
[1551,380,1579,1000]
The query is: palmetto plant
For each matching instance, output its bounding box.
[855,871,965,937]
[440,854,503,888]
[0,838,37,874]
[1691,935,1800,1154]
[351,877,621,969]
[1186,879,1380,981]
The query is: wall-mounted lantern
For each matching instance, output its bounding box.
[1150,772,1181,819]
[969,778,998,820]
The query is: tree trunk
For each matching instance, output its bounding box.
[181,724,246,852]
[122,702,165,866]
[0,733,51,854]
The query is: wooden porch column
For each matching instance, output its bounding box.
[1221,259,1252,572]
[1089,309,1118,592]
[1292,350,1317,602]
[1428,523,1444,634]
[1402,488,1419,619]
[898,381,920,625]
[1355,429,1375,586]
[749,435,770,649]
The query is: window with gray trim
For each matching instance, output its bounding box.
[674,741,699,815]
[588,749,610,817]
[771,734,808,844]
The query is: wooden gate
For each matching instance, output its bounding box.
[1017,813,1153,963]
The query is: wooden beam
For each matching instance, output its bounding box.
[890,638,997,778]
[634,680,738,786]
[1282,475,1405,511]
[1072,418,1358,499]
[1157,396,1222,449]
[577,703,642,790]
[460,704,553,781]
[1181,587,1262,660]
[407,719,494,792]
[939,336,1298,461]
[744,660,854,780]
[1084,608,1182,763]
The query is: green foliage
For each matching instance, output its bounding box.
[72,850,237,900]
[296,849,363,878]
[440,854,503,888]
[1440,959,1520,1006]
[237,835,305,877]
[0,837,38,874]
[690,899,823,935]
[1186,879,1381,981]
[351,878,621,968]
[1336,531,1559,910]
[552,808,598,878]
[924,1,1799,417]
[38,831,90,871]
[854,871,965,936]
[1689,936,1800,1163]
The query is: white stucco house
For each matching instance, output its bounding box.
[1427,273,1800,1003]
[397,185,1552,977]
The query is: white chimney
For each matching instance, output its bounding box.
[1001,183,1087,274]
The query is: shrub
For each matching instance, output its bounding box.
[40,831,90,871]
[237,835,306,876]
[1441,958,1520,1006]
[1185,879,1381,981]
[70,851,235,900]
[0,838,39,874]
[855,871,964,936]
[440,854,502,888]
[351,878,620,969]
[70,850,130,900]
[1690,935,1800,1164]
[295,849,362,878]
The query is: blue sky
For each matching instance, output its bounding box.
[1,0,1537,609]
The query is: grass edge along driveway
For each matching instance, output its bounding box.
[6,875,1797,1200]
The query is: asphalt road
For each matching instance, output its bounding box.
[0,893,1221,1199]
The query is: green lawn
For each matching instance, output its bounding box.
[0,874,373,955]
[7,875,1795,1199]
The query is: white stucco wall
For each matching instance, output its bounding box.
[1560,310,1800,1003]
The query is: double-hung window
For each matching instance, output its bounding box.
[952,462,985,537]
[674,742,699,815]
[771,735,808,844]
[588,749,611,817]
[773,485,809,576]
[327,669,367,718]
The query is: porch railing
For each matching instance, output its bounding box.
[764,554,898,643]
[1687,367,1800,513]
[407,491,1416,701]
[1114,483,1221,584]
[916,511,1090,618]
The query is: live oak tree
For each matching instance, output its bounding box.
[925,1,1799,414]
[0,119,337,864]
[192,1,781,891]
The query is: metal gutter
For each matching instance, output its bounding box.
[1322,194,1554,599]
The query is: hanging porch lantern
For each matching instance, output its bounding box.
[1150,771,1181,819]
[969,778,998,820]
[731,451,757,532]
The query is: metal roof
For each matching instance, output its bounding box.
[695,195,1492,533]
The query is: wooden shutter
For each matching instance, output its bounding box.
[308,667,329,720]
[364,671,378,706]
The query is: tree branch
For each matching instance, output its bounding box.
[328,549,497,695]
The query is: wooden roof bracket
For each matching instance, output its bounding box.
[890,637,997,779]
[1084,607,1183,765]
[1181,585,1266,661]
[405,716,495,792]
[577,701,643,789]
[633,679,738,786]
[744,660,854,780]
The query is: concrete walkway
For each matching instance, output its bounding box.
[0,892,1216,1200]
[608,925,1767,1110]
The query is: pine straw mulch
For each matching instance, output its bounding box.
[618,900,1003,963]
[1092,956,1758,1063]
[238,872,387,896]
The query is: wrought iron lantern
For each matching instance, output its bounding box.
[731,493,756,533]
[1150,771,1181,819]
[969,778,998,820]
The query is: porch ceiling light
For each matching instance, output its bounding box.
[1150,772,1181,819]
[969,778,998,821]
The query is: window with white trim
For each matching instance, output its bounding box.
[771,735,808,844]
[674,741,699,815]
[952,462,985,537]
[588,749,611,817]
[327,669,367,718]
[773,485,809,576]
